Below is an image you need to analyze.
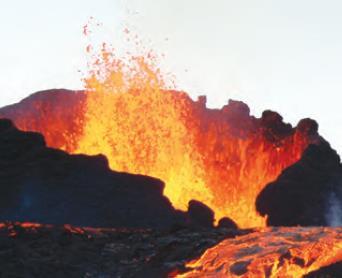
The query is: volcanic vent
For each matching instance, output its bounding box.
[4,35,331,229]
[0,84,321,228]
[0,48,341,277]
[0,35,327,228]
[0,116,340,277]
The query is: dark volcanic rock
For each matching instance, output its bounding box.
[0,222,249,278]
[304,262,342,278]
[261,110,293,142]
[188,200,214,228]
[256,141,342,226]
[0,119,206,228]
[218,217,238,229]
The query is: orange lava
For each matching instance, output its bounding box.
[0,35,314,228]
[177,227,342,277]
[76,75,310,228]
[0,222,147,237]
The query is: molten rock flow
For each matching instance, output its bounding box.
[0,89,321,228]
[177,227,342,277]
[0,223,340,277]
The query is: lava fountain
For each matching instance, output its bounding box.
[0,35,319,228]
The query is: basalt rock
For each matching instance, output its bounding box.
[187,200,215,228]
[0,222,248,278]
[256,141,342,226]
[0,119,227,229]
[304,262,342,278]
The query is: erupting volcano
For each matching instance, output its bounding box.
[0,25,341,277]
[0,40,320,228]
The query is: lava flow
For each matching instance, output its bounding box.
[0,40,319,228]
[177,227,342,277]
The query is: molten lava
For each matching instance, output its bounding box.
[0,38,318,228]
[177,227,342,277]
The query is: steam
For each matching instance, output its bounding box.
[325,192,342,227]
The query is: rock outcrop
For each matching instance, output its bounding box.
[0,119,233,228]
[256,141,342,226]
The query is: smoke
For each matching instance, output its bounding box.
[325,192,342,227]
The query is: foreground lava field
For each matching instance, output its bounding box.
[0,222,340,278]
[178,226,342,277]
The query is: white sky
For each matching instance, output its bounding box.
[1,0,342,153]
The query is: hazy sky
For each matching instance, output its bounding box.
[1,0,342,153]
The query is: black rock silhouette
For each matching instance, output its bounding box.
[256,141,342,226]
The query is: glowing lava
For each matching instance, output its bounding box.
[177,227,342,277]
[0,35,317,228]
[76,44,312,227]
